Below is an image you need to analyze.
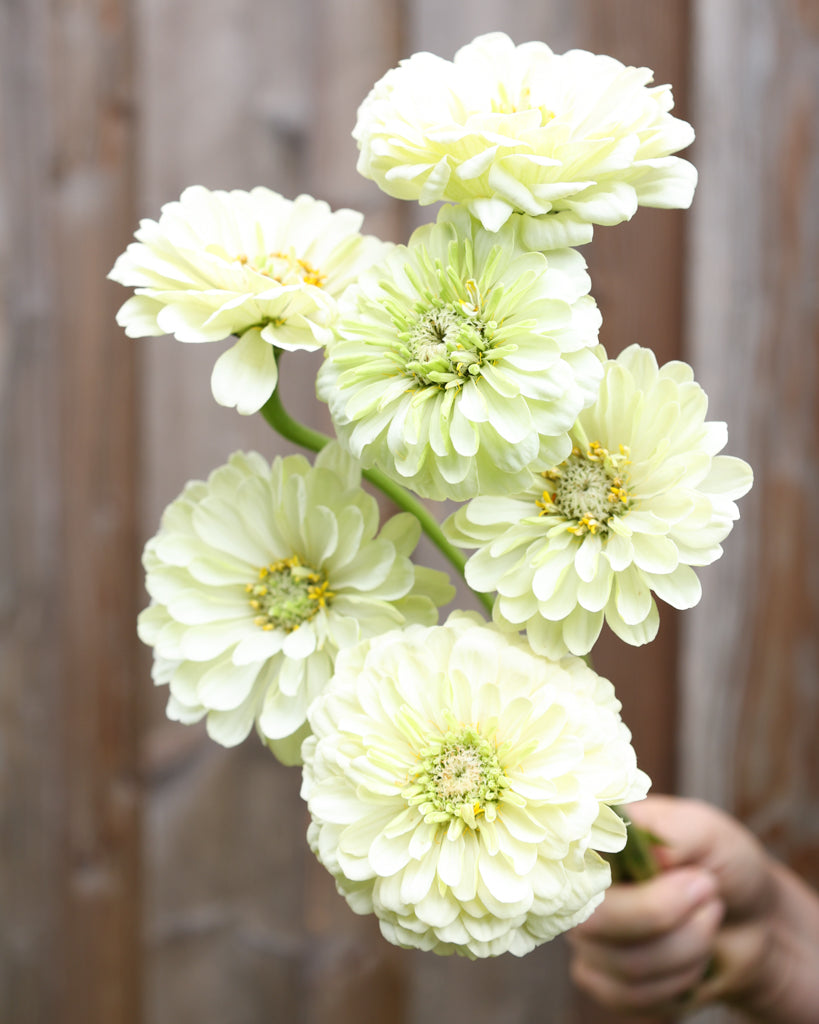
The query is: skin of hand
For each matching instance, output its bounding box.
[567,795,819,1021]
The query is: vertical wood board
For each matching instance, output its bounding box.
[682,2,818,1019]
[1,0,143,1021]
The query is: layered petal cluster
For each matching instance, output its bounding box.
[302,612,650,958]
[354,32,696,250]
[318,205,602,501]
[109,186,389,413]
[445,345,753,657]
[138,443,453,763]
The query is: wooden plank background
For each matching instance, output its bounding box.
[1,2,815,1023]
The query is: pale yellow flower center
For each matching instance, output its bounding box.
[490,83,555,124]
[404,726,507,828]
[437,746,484,800]
[537,441,632,537]
[234,249,326,288]
[246,555,333,632]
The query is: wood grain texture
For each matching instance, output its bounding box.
[682,3,818,1021]
[682,0,818,837]
[1,0,143,1021]
[0,0,65,1016]
[53,1,143,1020]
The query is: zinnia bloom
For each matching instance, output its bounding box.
[109,186,389,413]
[302,612,650,957]
[444,345,753,657]
[138,443,453,763]
[354,32,696,250]
[317,204,602,501]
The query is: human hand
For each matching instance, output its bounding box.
[567,795,819,1021]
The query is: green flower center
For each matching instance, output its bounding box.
[378,249,512,389]
[537,441,633,537]
[405,302,489,385]
[246,555,333,632]
[404,726,507,828]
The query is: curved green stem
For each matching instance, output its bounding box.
[261,386,332,454]
[260,386,494,617]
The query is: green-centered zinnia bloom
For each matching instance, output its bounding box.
[354,32,696,250]
[444,345,753,657]
[109,186,389,413]
[302,612,650,958]
[317,204,602,501]
[138,443,453,763]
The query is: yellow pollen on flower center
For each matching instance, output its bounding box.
[234,249,326,288]
[536,441,632,537]
[245,555,334,632]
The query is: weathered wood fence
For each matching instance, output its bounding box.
[1,2,816,1023]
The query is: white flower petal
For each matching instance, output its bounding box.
[574,533,601,582]
[614,565,654,626]
[641,564,702,609]
[282,623,317,659]
[576,564,613,613]
[562,605,604,656]
[630,533,679,574]
[205,690,259,747]
[605,594,659,646]
[701,455,754,499]
[478,854,532,905]
[604,533,635,572]
[198,657,260,711]
[210,329,279,414]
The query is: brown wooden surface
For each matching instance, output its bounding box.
[681,5,819,1020]
[1,1,816,1022]
[1,0,142,1020]
[0,1,65,1016]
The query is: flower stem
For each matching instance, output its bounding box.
[260,384,494,617]
[605,805,662,882]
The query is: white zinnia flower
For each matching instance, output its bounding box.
[109,186,389,413]
[354,32,696,250]
[302,612,650,958]
[317,204,602,501]
[444,345,753,657]
[138,443,453,764]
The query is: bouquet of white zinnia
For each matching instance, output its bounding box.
[111,31,752,959]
